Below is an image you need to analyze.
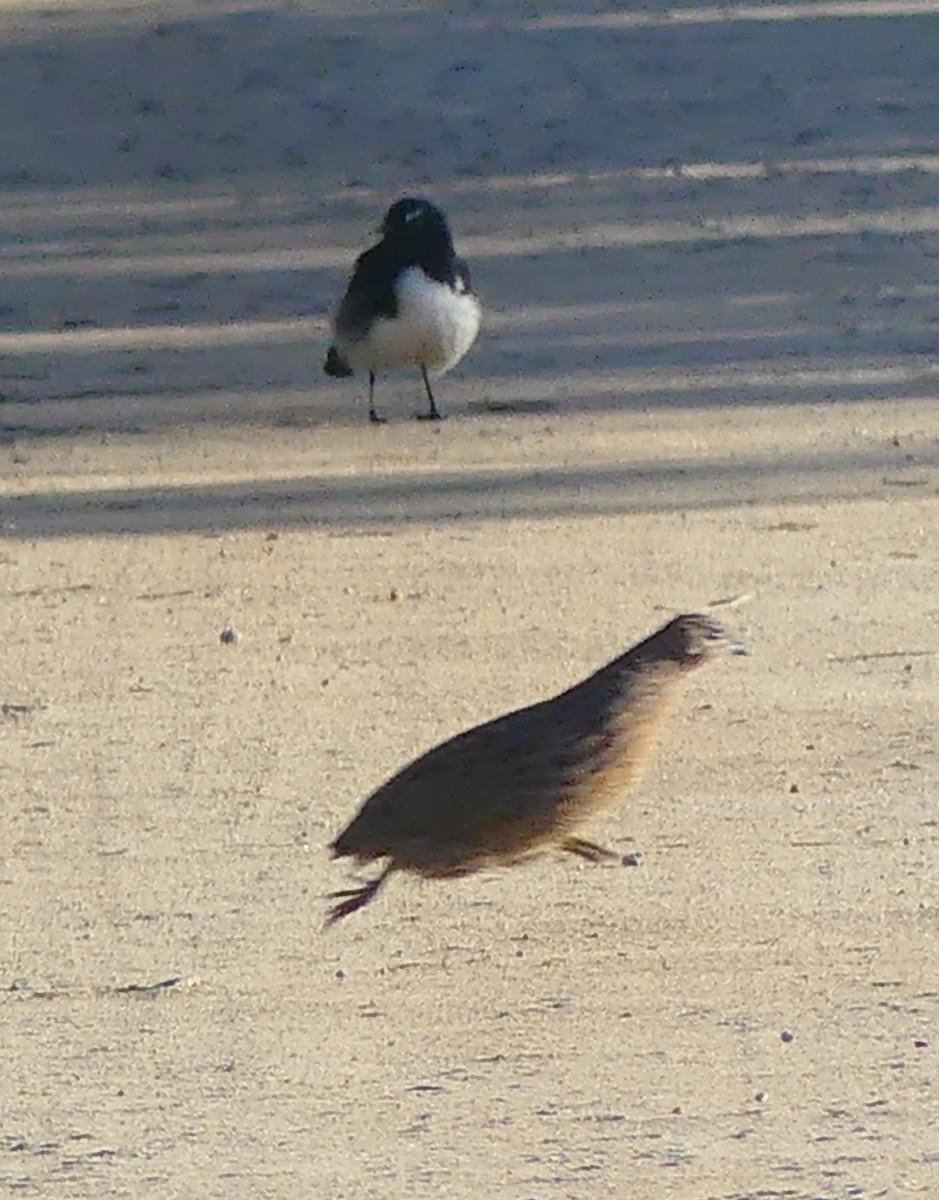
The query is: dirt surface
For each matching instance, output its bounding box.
[2,2,939,1197]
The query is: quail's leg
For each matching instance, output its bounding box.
[416,364,444,421]
[325,864,393,927]
[560,836,620,864]
[368,372,386,425]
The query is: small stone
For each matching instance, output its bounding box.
[389,588,400,601]
[781,1030,794,1043]
[789,783,800,793]
[755,1091,768,1102]
[621,851,644,868]
[219,627,240,645]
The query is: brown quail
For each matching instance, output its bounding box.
[327,613,745,925]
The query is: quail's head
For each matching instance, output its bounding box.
[660,613,748,668]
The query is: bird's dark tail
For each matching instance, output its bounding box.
[324,346,354,378]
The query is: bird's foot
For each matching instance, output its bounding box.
[324,866,392,927]
[368,410,387,425]
[325,886,375,926]
[561,836,620,865]
[415,409,445,422]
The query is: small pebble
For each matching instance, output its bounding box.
[755,1091,768,1103]
[781,1030,794,1043]
[219,627,240,645]
[621,851,644,868]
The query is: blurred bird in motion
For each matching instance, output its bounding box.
[324,196,481,423]
[326,613,746,926]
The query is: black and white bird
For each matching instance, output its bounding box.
[324,197,481,423]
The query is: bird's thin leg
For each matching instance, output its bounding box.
[368,372,386,425]
[416,364,444,421]
[325,864,394,927]
[561,836,619,864]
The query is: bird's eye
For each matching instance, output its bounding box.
[404,208,423,222]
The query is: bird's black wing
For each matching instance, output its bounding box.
[334,244,399,339]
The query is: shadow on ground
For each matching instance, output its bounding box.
[4,437,937,538]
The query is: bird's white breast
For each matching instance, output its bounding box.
[342,266,480,376]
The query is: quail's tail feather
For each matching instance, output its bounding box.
[324,345,354,378]
[330,830,363,861]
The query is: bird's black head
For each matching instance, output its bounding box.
[380,196,452,247]
[657,613,748,668]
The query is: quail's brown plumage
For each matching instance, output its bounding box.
[327,613,745,925]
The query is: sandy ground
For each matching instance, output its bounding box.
[2,1,939,1197]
